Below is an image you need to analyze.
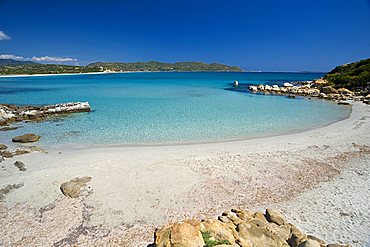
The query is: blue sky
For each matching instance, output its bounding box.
[0,0,369,71]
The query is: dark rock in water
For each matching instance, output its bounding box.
[14,161,26,171]
[12,133,41,143]
[0,144,7,150]
[0,126,20,131]
[0,183,24,201]
[288,94,296,98]
[60,176,92,198]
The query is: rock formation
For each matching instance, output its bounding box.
[12,133,41,143]
[0,102,91,126]
[153,209,348,247]
[60,176,92,198]
[246,79,369,105]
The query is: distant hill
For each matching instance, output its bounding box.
[0,59,35,66]
[324,58,370,90]
[0,63,100,75]
[0,59,242,75]
[87,61,243,72]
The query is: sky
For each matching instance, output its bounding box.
[0,0,369,71]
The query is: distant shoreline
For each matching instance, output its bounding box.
[0,70,326,78]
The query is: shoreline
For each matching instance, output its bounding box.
[0,102,369,246]
[46,104,351,151]
[0,70,325,78]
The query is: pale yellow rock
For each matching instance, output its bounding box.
[200,219,236,244]
[265,209,288,226]
[170,222,205,247]
[298,239,321,247]
[288,223,307,247]
[237,220,289,247]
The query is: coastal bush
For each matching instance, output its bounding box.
[201,231,231,247]
[324,58,370,90]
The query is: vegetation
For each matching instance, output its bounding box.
[324,58,370,90]
[0,59,242,75]
[0,63,101,75]
[87,61,242,72]
[201,231,231,247]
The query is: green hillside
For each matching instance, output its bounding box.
[324,58,370,90]
[87,61,242,72]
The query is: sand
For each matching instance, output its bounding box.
[0,102,369,246]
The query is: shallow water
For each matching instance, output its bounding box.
[0,72,350,145]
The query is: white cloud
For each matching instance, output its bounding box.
[31,56,77,62]
[0,54,25,60]
[0,31,11,40]
[0,54,78,63]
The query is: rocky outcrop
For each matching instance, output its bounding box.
[0,102,91,126]
[246,79,368,104]
[60,176,92,198]
[12,134,41,143]
[153,209,348,247]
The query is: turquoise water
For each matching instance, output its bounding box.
[0,72,350,145]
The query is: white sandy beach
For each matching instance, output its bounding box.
[0,102,369,246]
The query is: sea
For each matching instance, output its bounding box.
[0,72,351,146]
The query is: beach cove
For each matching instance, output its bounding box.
[0,72,369,246]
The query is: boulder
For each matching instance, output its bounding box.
[366,94,370,99]
[298,239,321,247]
[265,85,272,91]
[0,144,7,150]
[249,85,258,92]
[337,101,350,105]
[0,126,20,131]
[283,82,293,87]
[236,220,289,247]
[288,223,307,247]
[321,86,338,94]
[14,161,26,171]
[337,88,354,95]
[265,208,287,226]
[155,221,205,247]
[200,219,236,244]
[12,134,41,143]
[313,78,328,85]
[60,176,92,198]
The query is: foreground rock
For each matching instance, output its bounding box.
[12,133,41,143]
[0,144,7,150]
[60,176,92,198]
[14,161,26,171]
[0,102,91,126]
[0,183,24,201]
[153,209,348,247]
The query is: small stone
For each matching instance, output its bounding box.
[14,161,26,171]
[0,144,7,150]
